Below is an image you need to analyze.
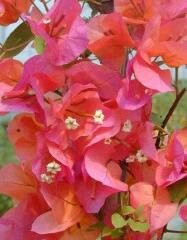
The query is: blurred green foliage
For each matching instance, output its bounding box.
[0,115,17,216]
[0,195,13,216]
[0,115,17,167]
[152,81,187,131]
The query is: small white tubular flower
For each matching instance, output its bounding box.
[46,161,62,175]
[104,138,112,145]
[43,17,51,24]
[93,109,105,124]
[122,120,132,133]
[41,173,54,184]
[136,150,148,163]
[65,116,79,130]
[126,155,136,163]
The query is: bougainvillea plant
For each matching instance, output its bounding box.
[0,0,187,239]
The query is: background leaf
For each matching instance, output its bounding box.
[0,22,34,58]
[168,179,187,202]
[34,36,45,54]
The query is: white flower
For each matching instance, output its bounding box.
[136,150,148,163]
[104,138,112,145]
[65,116,79,130]
[43,17,51,24]
[122,120,132,133]
[126,155,136,163]
[41,173,54,184]
[46,161,62,175]
[93,110,105,124]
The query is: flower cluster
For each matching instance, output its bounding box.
[0,0,187,239]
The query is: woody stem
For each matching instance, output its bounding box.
[29,0,42,13]
[155,88,186,148]
[165,229,187,234]
[40,0,49,11]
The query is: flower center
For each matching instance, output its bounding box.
[93,109,105,124]
[122,120,132,133]
[46,161,62,174]
[65,116,79,130]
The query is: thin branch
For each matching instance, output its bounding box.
[120,48,129,77]
[165,229,187,234]
[19,15,25,22]
[40,0,49,11]
[82,0,102,5]
[160,88,186,128]
[155,88,186,148]
[160,225,167,239]
[82,0,86,9]
[29,0,42,13]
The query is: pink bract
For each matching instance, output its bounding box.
[0,0,187,239]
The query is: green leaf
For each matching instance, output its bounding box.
[168,178,187,202]
[128,218,149,233]
[34,36,46,54]
[96,227,112,240]
[88,222,105,231]
[111,229,124,239]
[111,213,127,228]
[0,22,34,58]
[122,206,135,216]
[102,227,113,237]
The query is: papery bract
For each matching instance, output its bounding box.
[0,163,37,202]
[130,182,177,232]
[0,0,187,239]
[0,0,30,25]
[26,0,88,65]
[156,133,187,186]
[32,183,84,234]
[88,12,134,70]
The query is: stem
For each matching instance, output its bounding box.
[165,229,187,234]
[30,0,42,13]
[161,225,167,239]
[154,56,159,62]
[40,0,49,11]
[82,0,86,9]
[160,88,186,128]
[83,0,102,5]
[119,161,128,182]
[120,48,129,77]
[119,161,135,180]
[155,88,186,148]
[19,15,25,22]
